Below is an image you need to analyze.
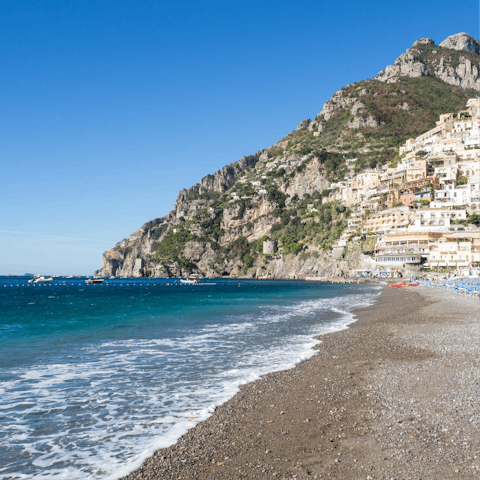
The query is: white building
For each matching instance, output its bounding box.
[409,208,467,231]
[433,186,474,207]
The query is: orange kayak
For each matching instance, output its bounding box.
[389,282,419,288]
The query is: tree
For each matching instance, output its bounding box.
[468,213,480,226]
[280,233,302,255]
[267,188,287,208]
[243,254,255,269]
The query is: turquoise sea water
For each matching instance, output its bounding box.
[0,276,382,479]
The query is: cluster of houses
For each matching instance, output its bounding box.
[330,98,480,272]
[224,99,480,272]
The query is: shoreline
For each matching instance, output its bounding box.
[118,285,479,480]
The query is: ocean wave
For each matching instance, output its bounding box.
[0,283,381,480]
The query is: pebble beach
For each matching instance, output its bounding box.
[118,284,480,480]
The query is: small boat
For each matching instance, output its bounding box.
[85,278,104,284]
[28,276,53,284]
[180,274,202,285]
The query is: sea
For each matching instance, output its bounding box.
[0,276,382,479]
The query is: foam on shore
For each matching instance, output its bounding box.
[0,283,382,480]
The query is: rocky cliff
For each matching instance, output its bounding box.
[98,154,260,277]
[375,33,480,91]
[97,33,479,279]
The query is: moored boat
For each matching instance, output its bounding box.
[180,274,203,285]
[85,278,104,284]
[28,276,53,284]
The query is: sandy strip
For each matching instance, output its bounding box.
[118,285,479,480]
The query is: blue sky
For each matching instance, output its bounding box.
[0,0,477,275]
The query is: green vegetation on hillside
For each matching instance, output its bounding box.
[281,76,477,177]
[153,226,194,268]
[186,186,221,201]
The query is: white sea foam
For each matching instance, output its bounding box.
[0,285,381,480]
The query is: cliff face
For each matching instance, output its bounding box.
[375,33,480,91]
[97,32,479,279]
[97,151,334,277]
[173,154,259,219]
[99,154,261,277]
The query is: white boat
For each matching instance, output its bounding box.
[28,276,53,284]
[180,274,202,284]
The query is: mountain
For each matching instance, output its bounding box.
[376,33,479,90]
[97,33,480,279]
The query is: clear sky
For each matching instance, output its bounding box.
[1,0,478,275]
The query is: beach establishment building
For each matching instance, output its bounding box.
[375,231,480,269]
[375,232,442,267]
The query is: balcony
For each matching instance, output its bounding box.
[376,255,422,264]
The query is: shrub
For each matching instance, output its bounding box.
[468,213,480,226]
[271,207,284,218]
[280,233,302,255]
[267,147,284,159]
[243,254,255,269]
[187,185,221,201]
[270,223,283,235]
[299,251,311,261]
[267,187,288,208]
[297,144,314,156]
